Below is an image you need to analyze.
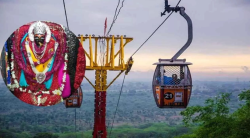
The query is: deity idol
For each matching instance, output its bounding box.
[3,21,86,106]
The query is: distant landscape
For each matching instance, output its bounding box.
[0,80,249,138]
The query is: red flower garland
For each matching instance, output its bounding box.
[74,42,86,90]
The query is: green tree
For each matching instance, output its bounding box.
[16,132,32,138]
[229,90,250,138]
[0,129,16,138]
[176,91,250,138]
[33,132,59,138]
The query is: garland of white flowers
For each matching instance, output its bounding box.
[6,47,11,88]
[8,49,19,91]
[8,40,68,100]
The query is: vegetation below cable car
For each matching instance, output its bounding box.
[0,123,193,138]
[176,90,250,138]
[0,81,249,137]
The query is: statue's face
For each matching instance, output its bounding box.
[34,34,45,47]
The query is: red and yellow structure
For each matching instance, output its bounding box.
[78,35,133,138]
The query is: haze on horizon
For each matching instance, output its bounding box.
[0,0,249,82]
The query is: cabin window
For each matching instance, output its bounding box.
[154,65,191,86]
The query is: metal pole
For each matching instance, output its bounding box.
[75,108,77,138]
[171,7,193,61]
[93,70,107,138]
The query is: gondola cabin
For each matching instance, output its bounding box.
[64,87,83,108]
[152,59,192,108]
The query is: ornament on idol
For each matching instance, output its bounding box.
[32,41,48,60]
[25,41,58,84]
[28,21,51,60]
[28,21,51,43]
[9,40,68,96]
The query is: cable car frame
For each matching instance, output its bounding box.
[64,87,83,108]
[152,3,193,108]
[153,59,192,108]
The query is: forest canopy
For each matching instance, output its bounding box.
[177,90,250,138]
[0,85,249,138]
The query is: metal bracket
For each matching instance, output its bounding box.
[106,70,124,89]
[159,59,186,63]
[161,0,180,16]
[125,57,133,75]
[161,0,193,62]
[84,76,95,89]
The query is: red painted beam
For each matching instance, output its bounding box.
[93,91,107,138]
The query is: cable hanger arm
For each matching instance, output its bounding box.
[171,7,193,61]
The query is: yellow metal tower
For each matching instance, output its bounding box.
[78,35,133,138]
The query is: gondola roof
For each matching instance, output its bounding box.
[153,61,192,66]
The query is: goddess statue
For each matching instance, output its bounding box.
[3,21,86,106]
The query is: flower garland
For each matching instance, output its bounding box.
[25,41,58,84]
[11,24,66,84]
[5,41,11,87]
[32,41,48,60]
[11,37,66,83]
[8,44,69,97]
[8,30,69,100]
[32,34,58,66]
[8,49,19,91]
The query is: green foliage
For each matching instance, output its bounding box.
[33,132,59,138]
[230,90,250,138]
[106,123,190,138]
[16,132,33,138]
[1,81,248,138]
[181,93,231,126]
[0,123,190,138]
[175,133,196,138]
[0,129,17,138]
[178,90,250,138]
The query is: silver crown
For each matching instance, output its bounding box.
[28,21,51,42]
[33,21,46,35]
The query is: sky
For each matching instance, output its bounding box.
[0,0,250,82]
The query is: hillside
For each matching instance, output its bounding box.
[0,80,248,137]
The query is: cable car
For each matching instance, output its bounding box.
[64,87,83,108]
[153,2,193,108]
[152,59,192,108]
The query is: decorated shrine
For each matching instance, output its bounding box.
[1,21,86,106]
